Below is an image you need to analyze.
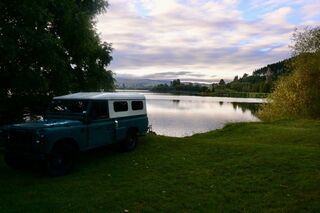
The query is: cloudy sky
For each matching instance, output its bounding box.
[97,0,320,83]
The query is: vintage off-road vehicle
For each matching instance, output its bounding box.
[2,92,149,175]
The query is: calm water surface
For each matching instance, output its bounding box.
[140,92,264,137]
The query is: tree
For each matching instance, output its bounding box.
[219,79,226,86]
[0,0,114,122]
[233,75,238,81]
[211,83,215,92]
[258,26,320,120]
[200,86,209,93]
[242,73,249,79]
[171,79,181,87]
[291,27,320,56]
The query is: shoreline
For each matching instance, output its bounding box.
[117,89,269,98]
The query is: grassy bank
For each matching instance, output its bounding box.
[0,120,319,212]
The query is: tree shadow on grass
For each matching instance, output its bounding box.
[0,140,148,178]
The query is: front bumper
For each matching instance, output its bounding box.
[4,149,47,161]
[4,128,48,160]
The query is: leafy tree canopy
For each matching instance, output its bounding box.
[0,0,114,100]
[291,26,320,55]
[218,79,225,86]
[171,79,181,87]
[151,79,210,93]
[259,26,320,120]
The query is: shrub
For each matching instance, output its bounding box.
[258,52,320,120]
[259,27,320,121]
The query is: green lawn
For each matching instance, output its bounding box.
[0,120,319,212]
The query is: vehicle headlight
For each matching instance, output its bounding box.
[35,129,46,144]
[0,129,8,139]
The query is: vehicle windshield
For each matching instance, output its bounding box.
[47,100,89,115]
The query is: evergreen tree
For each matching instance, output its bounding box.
[259,26,320,120]
[0,0,114,122]
[211,83,215,92]
[219,79,225,86]
[0,0,114,97]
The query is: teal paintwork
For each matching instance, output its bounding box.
[88,118,115,149]
[115,115,149,141]
[11,119,81,129]
[4,98,149,159]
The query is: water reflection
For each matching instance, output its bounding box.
[172,99,180,105]
[231,102,261,114]
[143,92,263,137]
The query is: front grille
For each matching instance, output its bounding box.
[6,130,34,152]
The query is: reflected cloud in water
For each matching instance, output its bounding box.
[143,93,263,137]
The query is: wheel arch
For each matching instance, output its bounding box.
[51,137,80,153]
[127,126,139,135]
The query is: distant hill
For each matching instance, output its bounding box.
[252,58,293,78]
[117,57,294,92]
[115,77,170,89]
[227,57,294,93]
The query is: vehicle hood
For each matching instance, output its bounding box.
[10,119,82,130]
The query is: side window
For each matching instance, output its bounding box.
[132,101,143,110]
[90,102,109,120]
[113,101,128,112]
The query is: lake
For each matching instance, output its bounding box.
[139,91,264,137]
[19,90,264,138]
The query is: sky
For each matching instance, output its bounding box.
[97,0,320,83]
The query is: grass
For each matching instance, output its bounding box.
[0,119,319,212]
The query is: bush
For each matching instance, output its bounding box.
[258,52,320,120]
[258,27,320,121]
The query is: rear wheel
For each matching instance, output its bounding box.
[121,130,138,152]
[46,143,77,176]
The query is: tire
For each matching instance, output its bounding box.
[46,143,77,176]
[4,153,26,170]
[121,130,138,152]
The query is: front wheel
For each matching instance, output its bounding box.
[46,143,77,176]
[4,153,26,170]
[121,130,138,152]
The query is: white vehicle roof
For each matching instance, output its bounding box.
[54,92,145,100]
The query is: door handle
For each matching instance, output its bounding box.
[114,120,118,128]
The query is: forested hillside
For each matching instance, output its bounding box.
[151,58,294,95]
[226,58,293,93]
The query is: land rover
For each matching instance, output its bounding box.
[2,92,149,176]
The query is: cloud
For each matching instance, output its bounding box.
[116,72,222,84]
[97,0,319,81]
[263,7,293,25]
[301,2,320,22]
[143,71,206,79]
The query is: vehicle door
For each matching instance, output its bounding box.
[88,101,115,148]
